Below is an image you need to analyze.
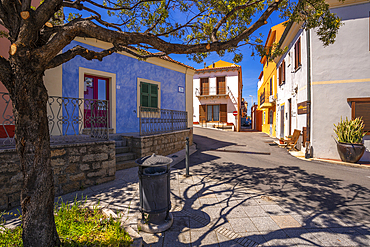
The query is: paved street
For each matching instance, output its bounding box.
[4,127,370,246]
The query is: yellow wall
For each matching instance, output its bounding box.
[257,22,286,137]
[207,60,240,68]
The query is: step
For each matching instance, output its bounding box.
[115,139,127,147]
[115,146,130,154]
[116,152,136,163]
[116,160,137,170]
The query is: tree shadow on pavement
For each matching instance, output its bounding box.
[169,135,370,246]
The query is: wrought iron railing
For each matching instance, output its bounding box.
[195,86,229,97]
[0,92,109,147]
[139,106,188,135]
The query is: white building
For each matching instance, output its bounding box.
[193,60,242,131]
[274,0,370,161]
[274,22,309,149]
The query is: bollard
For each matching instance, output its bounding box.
[185,137,190,177]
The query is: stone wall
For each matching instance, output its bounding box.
[0,141,115,210]
[123,128,193,158]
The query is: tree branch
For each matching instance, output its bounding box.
[34,1,281,69]
[144,0,171,34]
[0,56,14,94]
[34,0,63,30]
[46,45,117,69]
[80,0,162,11]
[211,0,264,42]
[46,44,166,70]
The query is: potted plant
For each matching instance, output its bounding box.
[334,117,366,163]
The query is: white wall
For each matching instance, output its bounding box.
[311,2,370,161]
[193,69,239,125]
[276,29,308,140]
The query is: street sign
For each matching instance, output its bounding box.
[233,111,238,116]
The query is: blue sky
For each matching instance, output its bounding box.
[170,11,286,116]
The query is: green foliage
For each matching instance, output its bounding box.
[0,197,132,247]
[0,30,8,39]
[334,117,366,144]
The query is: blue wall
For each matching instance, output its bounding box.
[62,41,186,133]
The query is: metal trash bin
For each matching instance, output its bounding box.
[136,153,173,233]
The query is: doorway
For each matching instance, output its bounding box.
[84,75,110,128]
[280,105,284,138]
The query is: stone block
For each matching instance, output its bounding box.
[92,162,101,169]
[65,163,78,174]
[62,181,79,194]
[102,160,115,169]
[80,164,90,171]
[51,149,66,157]
[69,156,80,163]
[96,176,114,185]
[70,173,85,182]
[83,179,93,186]
[7,162,21,173]
[53,166,62,175]
[108,168,116,176]
[87,169,106,178]
[82,153,108,162]
[79,146,86,154]
[51,158,65,167]
[8,192,20,208]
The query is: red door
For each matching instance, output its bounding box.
[84,75,109,128]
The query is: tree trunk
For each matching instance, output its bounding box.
[11,64,60,246]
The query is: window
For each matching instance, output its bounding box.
[348,98,370,133]
[294,37,301,70]
[269,110,273,124]
[140,82,158,108]
[279,60,286,86]
[200,78,209,95]
[270,78,273,95]
[207,105,220,121]
[137,78,161,116]
[216,77,226,94]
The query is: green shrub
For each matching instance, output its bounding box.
[334,117,366,144]
[0,197,132,247]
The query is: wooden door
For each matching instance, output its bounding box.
[199,105,206,123]
[200,78,209,95]
[220,104,227,122]
[217,77,226,94]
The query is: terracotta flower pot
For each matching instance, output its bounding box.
[336,142,365,163]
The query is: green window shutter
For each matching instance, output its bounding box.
[140,82,158,108]
[150,84,158,108]
[140,82,150,107]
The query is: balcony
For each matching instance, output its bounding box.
[195,86,229,99]
[259,91,275,109]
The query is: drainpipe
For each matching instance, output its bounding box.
[305,29,312,158]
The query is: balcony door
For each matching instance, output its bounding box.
[217,77,226,94]
[200,78,209,95]
[84,75,109,128]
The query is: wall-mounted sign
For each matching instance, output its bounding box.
[297,101,308,115]
[178,86,184,93]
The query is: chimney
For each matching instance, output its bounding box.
[212,62,215,68]
[204,62,206,68]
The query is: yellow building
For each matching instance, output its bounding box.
[257,22,286,137]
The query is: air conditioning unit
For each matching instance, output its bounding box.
[269,95,275,103]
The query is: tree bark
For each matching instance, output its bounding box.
[10,58,60,247]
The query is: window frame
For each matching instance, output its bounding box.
[279,60,286,86]
[294,37,301,70]
[136,78,161,117]
[347,97,370,134]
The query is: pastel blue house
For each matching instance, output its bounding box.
[44,37,195,137]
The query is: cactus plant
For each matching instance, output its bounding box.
[334,117,366,144]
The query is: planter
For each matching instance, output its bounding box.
[336,142,365,163]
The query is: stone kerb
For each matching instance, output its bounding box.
[0,140,115,211]
[123,128,193,158]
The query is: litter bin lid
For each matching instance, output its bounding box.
[136,153,173,167]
